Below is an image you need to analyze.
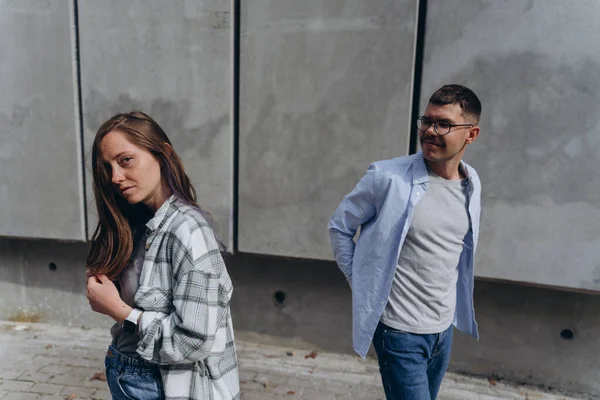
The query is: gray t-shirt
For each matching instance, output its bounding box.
[380,168,470,334]
[110,229,146,356]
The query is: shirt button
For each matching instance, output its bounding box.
[416,192,421,196]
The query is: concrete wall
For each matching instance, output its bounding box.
[2,0,600,396]
[3,0,597,288]
[238,0,417,259]
[0,0,86,241]
[79,0,233,247]
[419,0,600,291]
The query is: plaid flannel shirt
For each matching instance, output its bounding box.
[134,195,239,400]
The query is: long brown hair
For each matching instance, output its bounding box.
[87,111,220,279]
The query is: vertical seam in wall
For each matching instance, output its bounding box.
[408,0,428,155]
[72,0,89,240]
[232,0,241,253]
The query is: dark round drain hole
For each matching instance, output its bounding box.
[560,329,574,340]
[48,262,57,271]
[273,291,286,306]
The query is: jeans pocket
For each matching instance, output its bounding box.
[117,371,162,400]
[382,328,421,355]
[382,326,409,339]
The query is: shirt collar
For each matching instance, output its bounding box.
[145,194,177,233]
[411,151,471,185]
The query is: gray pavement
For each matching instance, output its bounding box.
[0,321,589,400]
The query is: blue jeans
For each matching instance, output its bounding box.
[372,322,453,400]
[105,345,164,400]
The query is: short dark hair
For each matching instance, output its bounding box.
[429,84,482,123]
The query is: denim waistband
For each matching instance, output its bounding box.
[105,345,159,373]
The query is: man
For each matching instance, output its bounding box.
[328,84,482,399]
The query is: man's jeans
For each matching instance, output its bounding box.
[105,345,164,400]
[372,322,453,400]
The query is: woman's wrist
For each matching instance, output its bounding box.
[112,300,133,324]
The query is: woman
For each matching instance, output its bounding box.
[85,111,239,400]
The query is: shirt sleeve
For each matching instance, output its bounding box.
[136,221,229,365]
[327,164,378,284]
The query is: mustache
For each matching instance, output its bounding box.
[420,136,445,147]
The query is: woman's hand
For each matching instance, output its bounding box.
[86,273,132,324]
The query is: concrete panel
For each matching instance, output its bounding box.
[420,0,600,291]
[79,0,232,248]
[0,0,85,240]
[0,238,108,329]
[239,1,418,258]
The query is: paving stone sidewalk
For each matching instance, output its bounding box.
[0,321,589,400]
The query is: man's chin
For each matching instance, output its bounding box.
[422,149,447,162]
[422,145,441,155]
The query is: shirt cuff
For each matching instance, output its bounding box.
[138,310,160,336]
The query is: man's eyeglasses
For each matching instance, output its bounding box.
[416,117,473,136]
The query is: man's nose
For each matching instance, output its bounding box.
[426,123,438,136]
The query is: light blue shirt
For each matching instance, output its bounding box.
[328,152,481,358]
